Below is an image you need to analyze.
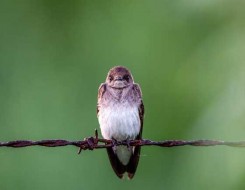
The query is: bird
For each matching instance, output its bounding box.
[97,66,144,179]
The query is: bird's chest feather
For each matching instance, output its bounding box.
[98,102,140,141]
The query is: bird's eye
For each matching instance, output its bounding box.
[123,75,130,82]
[108,75,113,82]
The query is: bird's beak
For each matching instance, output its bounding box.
[115,76,123,81]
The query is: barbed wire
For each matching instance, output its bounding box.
[0,130,245,154]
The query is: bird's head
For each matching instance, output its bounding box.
[106,66,134,89]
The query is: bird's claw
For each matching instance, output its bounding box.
[125,139,131,151]
[111,138,118,153]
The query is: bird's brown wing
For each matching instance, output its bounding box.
[127,83,144,179]
[97,83,127,178]
[97,83,106,115]
[106,147,127,179]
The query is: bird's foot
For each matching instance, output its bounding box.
[125,139,131,151]
[111,137,118,153]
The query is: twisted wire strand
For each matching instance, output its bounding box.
[0,138,245,151]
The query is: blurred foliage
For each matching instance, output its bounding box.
[0,0,245,189]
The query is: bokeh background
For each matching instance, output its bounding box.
[0,0,245,189]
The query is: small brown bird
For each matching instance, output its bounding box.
[97,66,144,179]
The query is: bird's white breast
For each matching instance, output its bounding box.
[98,102,140,165]
[98,102,140,141]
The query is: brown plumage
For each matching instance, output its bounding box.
[97,66,144,179]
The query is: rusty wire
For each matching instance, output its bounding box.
[0,130,245,153]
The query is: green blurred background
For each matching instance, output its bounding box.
[0,0,245,189]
